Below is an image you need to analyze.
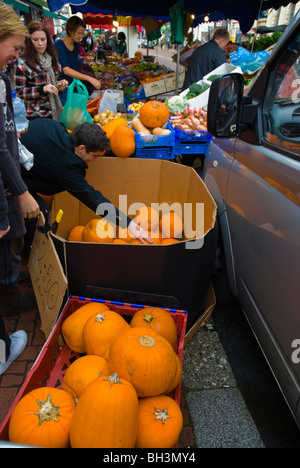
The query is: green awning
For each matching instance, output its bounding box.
[43,7,59,19]
[4,0,30,13]
[59,15,69,22]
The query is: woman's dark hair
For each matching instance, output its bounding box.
[21,20,59,71]
[117,32,126,41]
[66,15,86,36]
[71,122,110,153]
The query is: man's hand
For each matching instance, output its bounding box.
[18,191,40,219]
[128,220,153,244]
[0,225,10,239]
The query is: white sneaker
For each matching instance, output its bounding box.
[0,330,27,375]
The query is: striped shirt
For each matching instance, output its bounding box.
[14,57,59,119]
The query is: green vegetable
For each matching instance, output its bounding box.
[207,74,219,81]
[188,83,207,95]
[186,92,197,100]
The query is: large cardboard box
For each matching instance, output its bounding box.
[29,158,218,336]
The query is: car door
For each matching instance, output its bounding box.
[224,30,300,415]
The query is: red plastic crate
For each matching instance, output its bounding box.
[0,296,187,444]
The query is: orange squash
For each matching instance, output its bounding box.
[67,225,85,242]
[130,307,178,348]
[135,395,183,448]
[82,310,131,359]
[62,302,110,353]
[62,355,109,401]
[108,327,179,397]
[139,100,169,128]
[135,205,159,232]
[165,352,182,394]
[159,212,183,239]
[8,387,75,448]
[70,373,139,448]
[110,125,136,158]
[82,218,115,243]
[102,117,127,139]
[160,238,180,245]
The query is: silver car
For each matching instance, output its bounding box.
[203,11,300,427]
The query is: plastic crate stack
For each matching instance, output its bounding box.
[133,120,176,160]
[174,126,212,157]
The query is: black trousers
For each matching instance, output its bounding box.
[0,307,11,360]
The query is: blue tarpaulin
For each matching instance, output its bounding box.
[47,0,299,34]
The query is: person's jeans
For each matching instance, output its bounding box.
[0,236,24,289]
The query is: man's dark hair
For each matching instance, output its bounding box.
[71,122,111,153]
[213,28,230,41]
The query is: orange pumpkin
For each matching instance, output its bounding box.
[70,373,139,448]
[62,355,109,401]
[130,307,178,348]
[165,352,182,394]
[82,310,131,359]
[135,205,159,232]
[160,238,180,245]
[118,226,133,243]
[102,117,127,139]
[8,387,75,448]
[113,238,128,244]
[110,125,136,158]
[67,225,85,242]
[159,212,183,239]
[139,100,169,128]
[135,395,183,448]
[82,218,115,243]
[108,327,179,397]
[62,302,110,353]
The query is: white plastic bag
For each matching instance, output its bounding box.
[98,89,117,114]
[18,139,34,170]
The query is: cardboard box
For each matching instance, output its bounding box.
[142,79,166,97]
[164,72,185,92]
[29,158,218,336]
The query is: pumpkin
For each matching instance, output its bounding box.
[8,387,75,448]
[110,125,136,158]
[159,212,183,239]
[82,218,115,243]
[113,238,128,244]
[62,302,110,353]
[135,395,183,448]
[82,310,131,359]
[139,101,169,128]
[131,117,151,135]
[102,117,127,139]
[130,307,178,348]
[165,352,182,394]
[118,226,133,243]
[67,225,85,242]
[135,205,159,232]
[70,373,139,448]
[108,327,179,397]
[62,355,109,401]
[160,238,180,245]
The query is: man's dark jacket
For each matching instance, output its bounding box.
[182,40,226,91]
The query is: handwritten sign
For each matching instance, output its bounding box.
[28,214,68,338]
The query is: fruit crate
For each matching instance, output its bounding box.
[173,126,212,156]
[0,296,187,444]
[134,120,175,149]
[135,145,175,160]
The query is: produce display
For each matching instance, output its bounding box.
[170,106,208,132]
[7,302,183,448]
[185,82,209,100]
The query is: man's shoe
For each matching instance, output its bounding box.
[0,330,27,375]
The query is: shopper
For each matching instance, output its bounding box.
[95,34,107,62]
[107,33,118,53]
[55,15,100,105]
[0,3,40,368]
[117,32,128,58]
[14,20,68,121]
[182,28,230,91]
[82,30,94,52]
[20,119,153,246]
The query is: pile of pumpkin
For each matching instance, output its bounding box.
[67,205,184,245]
[8,303,183,448]
[101,100,171,158]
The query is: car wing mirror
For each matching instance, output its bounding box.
[207,73,245,138]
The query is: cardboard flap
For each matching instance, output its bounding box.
[28,213,68,338]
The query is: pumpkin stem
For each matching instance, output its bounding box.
[138,335,155,347]
[94,314,105,322]
[152,103,160,109]
[104,373,123,386]
[153,407,171,425]
[35,394,60,426]
[143,314,154,323]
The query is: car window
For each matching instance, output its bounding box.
[265,31,300,156]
